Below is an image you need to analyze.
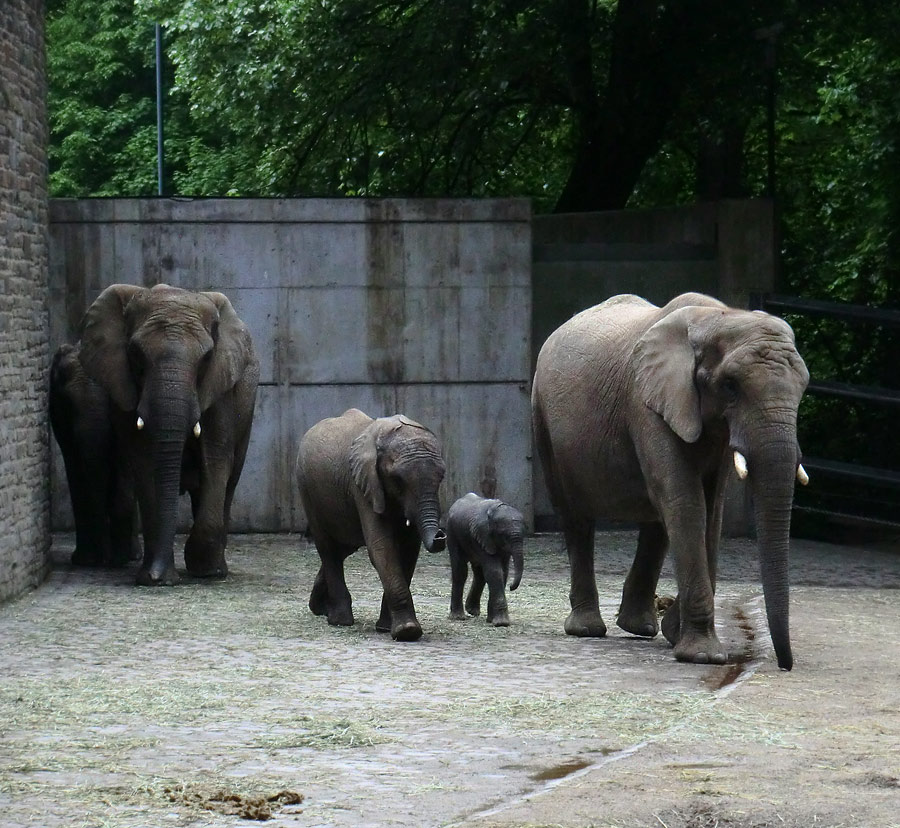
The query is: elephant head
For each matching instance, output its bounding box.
[635,302,810,669]
[469,499,525,591]
[78,283,256,585]
[349,414,447,553]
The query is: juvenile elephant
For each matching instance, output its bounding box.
[77,283,259,586]
[446,493,524,627]
[49,343,140,567]
[296,408,447,641]
[532,293,809,670]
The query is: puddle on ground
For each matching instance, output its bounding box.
[702,607,757,691]
[529,758,592,781]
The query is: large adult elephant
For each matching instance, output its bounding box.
[297,408,447,641]
[532,293,809,670]
[49,342,140,567]
[78,283,259,586]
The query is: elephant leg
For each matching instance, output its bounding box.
[617,521,667,637]
[562,516,606,637]
[183,450,229,578]
[312,540,354,627]
[465,564,486,617]
[663,467,730,653]
[367,535,421,642]
[69,451,113,567]
[663,498,726,665]
[704,461,730,594]
[377,537,421,638]
[108,458,140,566]
[308,565,329,616]
[448,544,469,621]
[484,559,510,627]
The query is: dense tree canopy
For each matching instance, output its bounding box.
[46,0,900,301]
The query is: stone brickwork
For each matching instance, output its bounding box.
[0,0,51,601]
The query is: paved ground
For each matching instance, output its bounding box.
[0,531,897,828]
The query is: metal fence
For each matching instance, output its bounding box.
[757,293,900,532]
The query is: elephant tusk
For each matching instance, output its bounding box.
[405,519,411,528]
[136,416,144,431]
[733,451,748,480]
[797,464,809,486]
[193,421,202,438]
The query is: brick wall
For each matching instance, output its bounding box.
[0,0,51,601]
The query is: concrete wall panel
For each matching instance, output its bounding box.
[49,198,533,535]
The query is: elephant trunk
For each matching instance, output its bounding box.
[748,436,799,671]
[508,539,524,591]
[141,375,194,583]
[415,497,446,553]
[147,427,186,580]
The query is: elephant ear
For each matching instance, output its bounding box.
[633,305,724,443]
[470,500,499,556]
[349,418,401,515]
[198,292,255,411]
[78,283,145,411]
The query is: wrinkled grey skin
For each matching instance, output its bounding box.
[532,293,809,669]
[296,408,447,642]
[446,493,525,627]
[77,283,259,587]
[49,343,141,567]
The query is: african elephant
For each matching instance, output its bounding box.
[77,283,259,586]
[532,293,809,670]
[296,408,447,641]
[49,343,140,567]
[446,493,524,627]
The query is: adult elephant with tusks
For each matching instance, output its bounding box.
[77,283,259,586]
[532,292,809,670]
[297,408,447,641]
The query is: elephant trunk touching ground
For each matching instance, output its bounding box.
[136,368,198,585]
[747,432,801,671]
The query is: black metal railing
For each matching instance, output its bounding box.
[755,293,900,531]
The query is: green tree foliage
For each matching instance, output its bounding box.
[47,0,159,195]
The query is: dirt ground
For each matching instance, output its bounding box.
[0,531,898,828]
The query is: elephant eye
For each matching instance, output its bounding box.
[721,377,740,400]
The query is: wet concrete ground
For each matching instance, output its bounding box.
[0,531,897,827]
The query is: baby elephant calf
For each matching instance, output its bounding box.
[446,493,525,627]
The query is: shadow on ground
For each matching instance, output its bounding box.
[0,532,897,827]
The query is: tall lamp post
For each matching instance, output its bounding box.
[754,22,783,199]
[155,23,165,196]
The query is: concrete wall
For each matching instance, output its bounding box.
[48,198,533,533]
[0,0,51,601]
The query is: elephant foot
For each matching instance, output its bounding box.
[464,601,481,617]
[71,547,106,568]
[489,612,510,627]
[564,606,607,638]
[616,603,659,638]
[391,618,423,642]
[184,533,228,578]
[673,630,728,665]
[326,604,354,626]
[109,540,142,568]
[448,609,469,621]
[135,564,180,586]
[188,560,228,579]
